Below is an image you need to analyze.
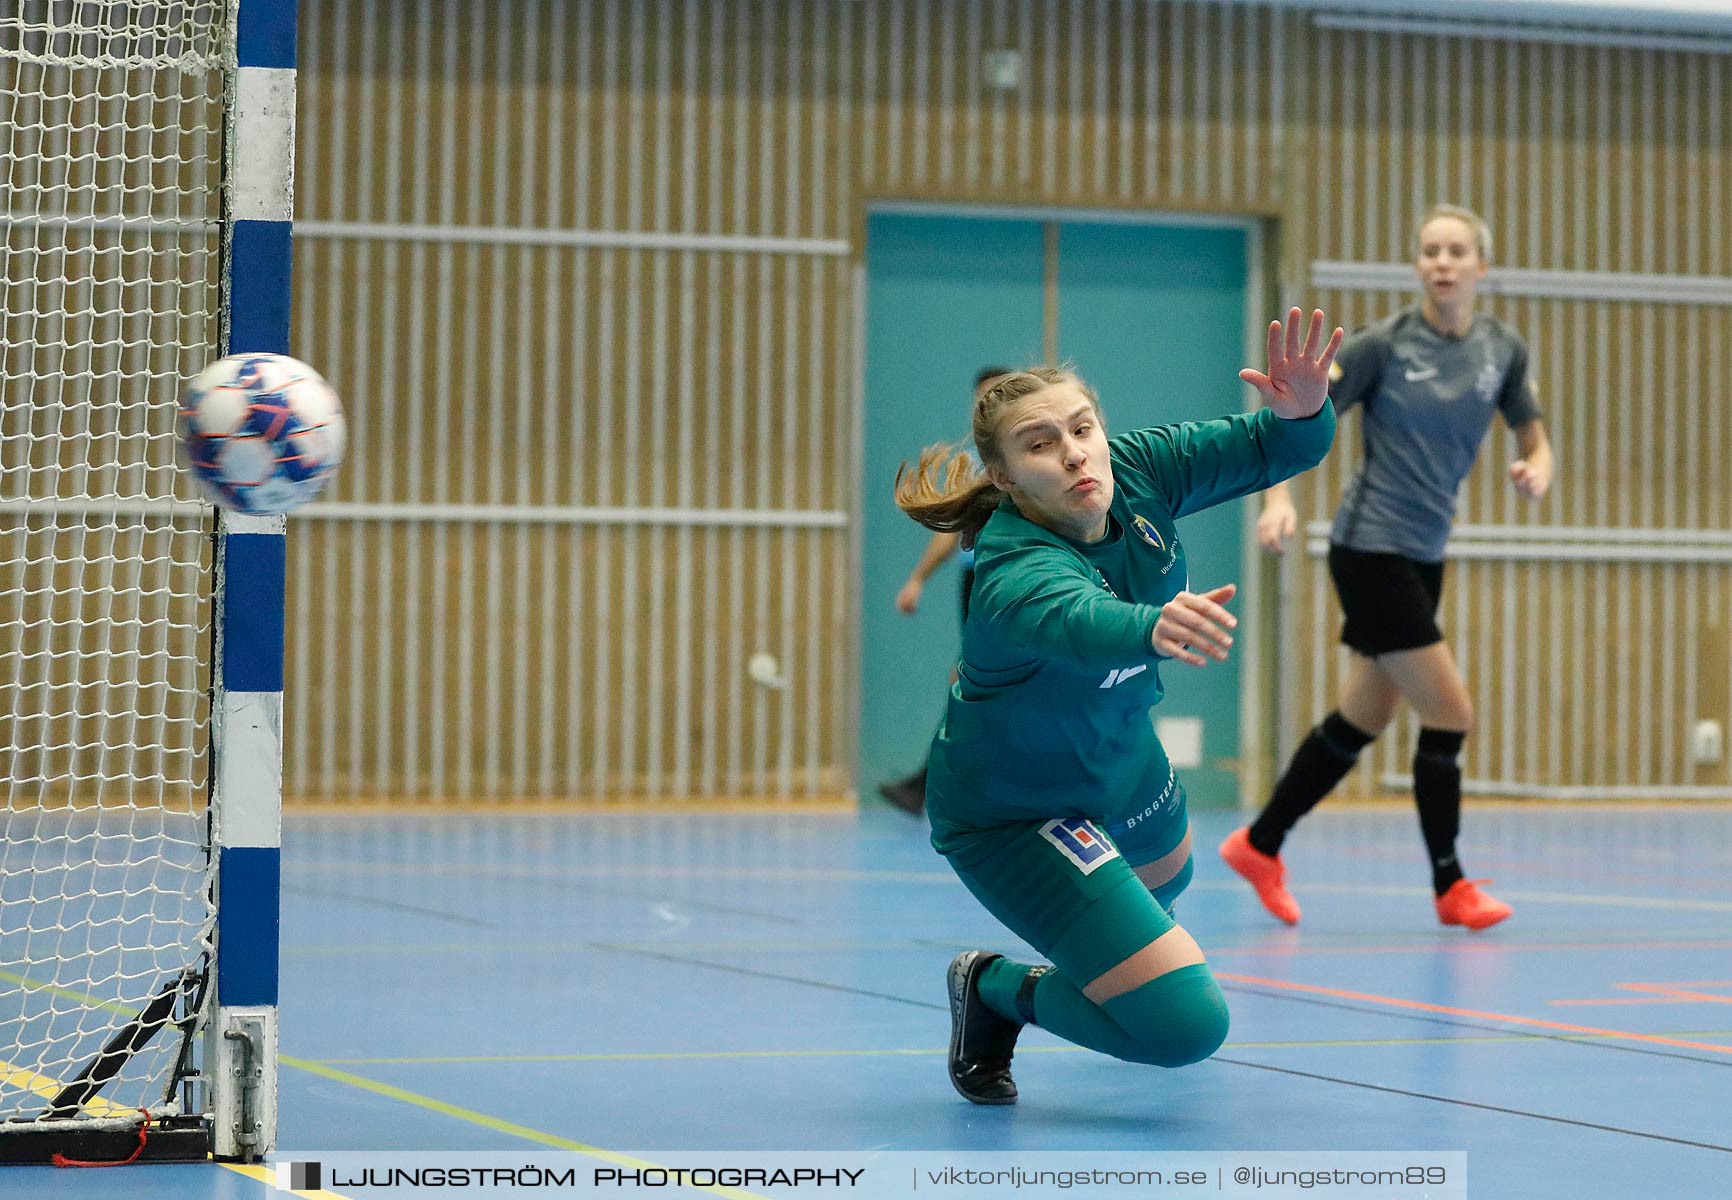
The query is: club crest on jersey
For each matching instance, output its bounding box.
[1474,362,1504,404]
[1132,514,1166,550]
[1039,818,1120,875]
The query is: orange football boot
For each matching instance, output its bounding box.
[1435,879,1512,930]
[1219,826,1301,926]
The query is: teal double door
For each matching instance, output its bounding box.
[860,210,1253,809]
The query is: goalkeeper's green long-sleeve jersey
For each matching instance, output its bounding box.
[926,402,1336,848]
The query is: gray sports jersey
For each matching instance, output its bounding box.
[1329,308,1542,562]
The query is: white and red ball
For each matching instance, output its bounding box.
[176,353,346,513]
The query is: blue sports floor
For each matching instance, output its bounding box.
[11,801,1732,1198]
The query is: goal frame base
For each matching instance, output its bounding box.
[0,1115,212,1166]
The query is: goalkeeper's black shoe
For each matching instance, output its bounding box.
[946,950,1022,1105]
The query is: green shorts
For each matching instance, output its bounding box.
[942,802,1189,988]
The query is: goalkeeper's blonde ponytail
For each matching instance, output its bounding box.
[893,367,1099,547]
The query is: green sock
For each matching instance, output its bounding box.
[1021,963,1230,1066]
[976,956,1036,1023]
[1021,967,1148,1058]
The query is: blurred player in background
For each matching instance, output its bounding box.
[878,364,1011,816]
[1222,205,1555,932]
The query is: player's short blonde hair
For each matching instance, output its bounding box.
[1415,204,1492,262]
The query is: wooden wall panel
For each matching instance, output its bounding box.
[283,1,1732,801]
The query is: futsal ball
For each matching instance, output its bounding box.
[176,353,347,514]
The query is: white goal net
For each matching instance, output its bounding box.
[0,0,228,1132]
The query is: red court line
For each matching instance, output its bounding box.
[1327,849,1732,893]
[1552,982,1732,1008]
[1217,972,1732,1056]
[1550,998,1705,1007]
[1208,938,1732,958]
[1647,981,1732,987]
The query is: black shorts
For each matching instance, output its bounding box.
[1327,543,1445,656]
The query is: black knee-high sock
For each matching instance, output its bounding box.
[1414,727,1467,895]
[1248,712,1376,856]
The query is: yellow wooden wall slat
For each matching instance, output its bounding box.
[273,1,1732,801]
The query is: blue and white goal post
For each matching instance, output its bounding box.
[0,0,293,1170]
[207,0,299,1163]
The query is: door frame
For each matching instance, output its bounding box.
[852,201,1279,807]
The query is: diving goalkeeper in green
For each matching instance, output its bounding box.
[894,308,1342,1104]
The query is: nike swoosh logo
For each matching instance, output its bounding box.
[1404,367,1439,382]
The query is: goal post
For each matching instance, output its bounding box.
[206,0,297,1164]
[0,0,294,1164]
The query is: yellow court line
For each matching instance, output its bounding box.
[285,798,856,816]
[0,1050,754,1199]
[315,1048,953,1065]
[1198,880,1732,913]
[284,937,949,957]
[296,862,957,884]
[0,969,758,1198]
[303,1027,1732,1067]
[280,1056,768,1200]
[288,860,1732,911]
[0,1059,136,1118]
[282,933,1732,960]
[1248,797,1732,813]
[0,967,136,1010]
[222,1160,351,1199]
[1210,936,1732,957]
[1219,972,1732,1056]
[281,796,1716,814]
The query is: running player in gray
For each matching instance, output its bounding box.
[1222,205,1555,931]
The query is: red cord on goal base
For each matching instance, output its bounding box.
[50,1109,152,1168]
